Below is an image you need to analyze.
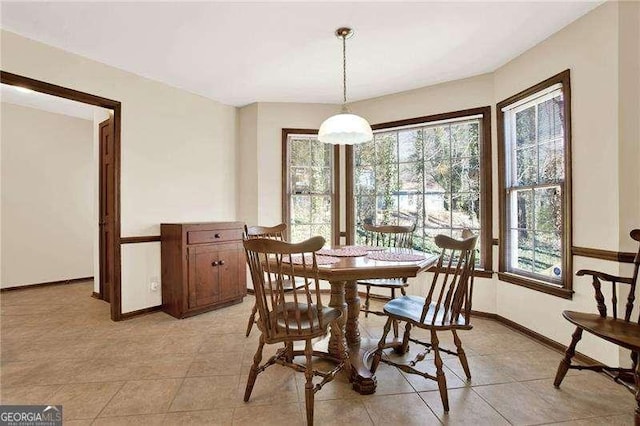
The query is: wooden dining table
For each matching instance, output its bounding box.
[313,248,439,394]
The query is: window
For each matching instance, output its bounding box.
[347,108,492,272]
[282,129,339,244]
[497,70,572,298]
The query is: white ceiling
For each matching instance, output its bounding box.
[0,1,602,107]
[1,83,103,120]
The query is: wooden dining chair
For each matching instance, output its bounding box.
[243,236,348,426]
[358,223,415,336]
[243,223,304,337]
[554,229,640,419]
[370,230,478,412]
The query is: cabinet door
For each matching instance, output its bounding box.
[188,245,220,308]
[217,242,243,302]
[187,242,242,309]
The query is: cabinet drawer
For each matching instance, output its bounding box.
[187,228,243,245]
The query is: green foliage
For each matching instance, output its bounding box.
[288,137,333,244]
[354,120,482,263]
[508,94,565,277]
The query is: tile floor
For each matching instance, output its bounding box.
[0,281,636,425]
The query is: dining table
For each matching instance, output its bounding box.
[310,246,439,394]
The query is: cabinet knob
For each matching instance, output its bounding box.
[219,260,225,266]
[211,261,219,267]
[214,233,221,239]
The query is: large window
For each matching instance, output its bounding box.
[497,70,572,298]
[347,108,492,271]
[282,129,338,245]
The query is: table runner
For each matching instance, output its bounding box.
[287,254,340,265]
[366,251,427,262]
[317,245,386,257]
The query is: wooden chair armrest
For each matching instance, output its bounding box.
[577,269,633,284]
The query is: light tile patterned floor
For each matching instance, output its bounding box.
[0,281,635,425]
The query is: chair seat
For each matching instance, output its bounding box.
[263,277,305,293]
[563,311,640,352]
[266,302,341,340]
[383,295,471,329]
[357,278,407,288]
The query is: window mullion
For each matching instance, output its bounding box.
[448,124,453,234]
[396,131,400,225]
[421,128,426,246]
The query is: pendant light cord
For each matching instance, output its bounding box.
[342,33,347,105]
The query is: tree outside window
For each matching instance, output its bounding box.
[284,131,336,244]
[350,108,492,270]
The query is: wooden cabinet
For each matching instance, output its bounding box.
[161,222,246,318]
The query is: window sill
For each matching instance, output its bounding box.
[474,270,494,279]
[498,272,573,299]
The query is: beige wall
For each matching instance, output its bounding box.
[1,30,238,312]
[1,103,94,288]
[237,103,258,225]
[618,0,640,255]
[616,0,639,366]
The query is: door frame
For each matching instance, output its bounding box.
[0,70,124,321]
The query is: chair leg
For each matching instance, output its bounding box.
[284,342,294,363]
[431,330,449,412]
[390,288,399,338]
[554,327,583,387]
[400,286,406,296]
[365,286,371,318]
[244,334,265,401]
[631,351,640,425]
[332,319,351,377]
[304,339,315,426]
[245,303,258,337]
[371,317,392,374]
[452,329,471,380]
[401,322,412,354]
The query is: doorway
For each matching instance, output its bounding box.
[0,71,123,321]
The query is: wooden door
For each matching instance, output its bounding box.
[188,245,220,308]
[99,118,115,302]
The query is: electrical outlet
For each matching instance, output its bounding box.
[149,276,160,292]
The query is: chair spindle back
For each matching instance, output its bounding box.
[633,230,640,323]
[244,236,326,340]
[363,223,415,249]
[244,223,287,241]
[421,232,478,326]
[578,229,640,323]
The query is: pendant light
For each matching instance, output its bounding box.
[318,27,373,145]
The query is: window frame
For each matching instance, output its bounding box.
[496,69,573,299]
[345,107,493,275]
[281,128,340,245]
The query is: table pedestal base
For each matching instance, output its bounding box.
[326,280,411,395]
[348,337,378,394]
[347,335,407,394]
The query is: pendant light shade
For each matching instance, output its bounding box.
[318,27,373,145]
[319,112,373,145]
